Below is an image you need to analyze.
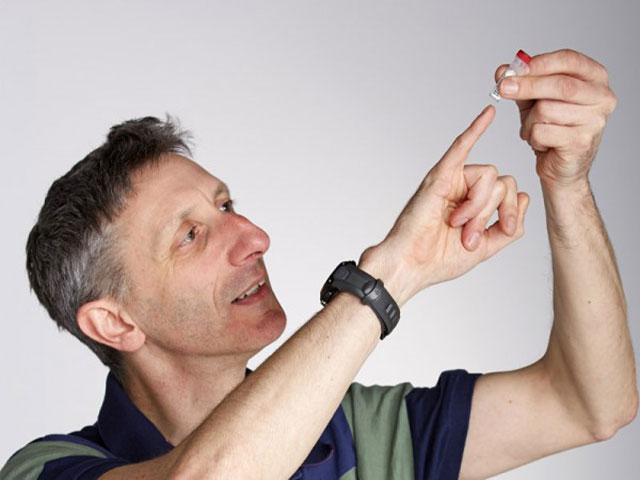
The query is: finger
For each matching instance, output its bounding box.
[461,180,506,250]
[520,100,596,141]
[499,74,607,105]
[495,64,510,83]
[528,123,590,153]
[494,64,534,120]
[437,105,495,173]
[461,176,518,250]
[496,176,519,236]
[450,165,498,228]
[527,49,609,85]
[482,192,530,260]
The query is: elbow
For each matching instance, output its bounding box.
[590,388,639,442]
[622,388,640,428]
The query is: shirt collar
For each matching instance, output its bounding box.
[97,371,173,462]
[97,369,253,462]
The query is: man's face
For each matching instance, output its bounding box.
[116,154,286,359]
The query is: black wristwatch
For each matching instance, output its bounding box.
[320,261,400,340]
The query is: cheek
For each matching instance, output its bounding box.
[182,261,229,321]
[135,291,225,353]
[129,265,223,343]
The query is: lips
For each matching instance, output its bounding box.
[232,278,266,304]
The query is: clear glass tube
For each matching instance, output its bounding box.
[490,50,531,101]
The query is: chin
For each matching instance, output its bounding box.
[231,307,287,356]
[257,307,287,345]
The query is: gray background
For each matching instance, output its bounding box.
[1,1,638,478]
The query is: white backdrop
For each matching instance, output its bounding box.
[1,1,638,478]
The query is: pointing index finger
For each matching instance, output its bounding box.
[441,105,495,170]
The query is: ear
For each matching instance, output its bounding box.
[77,298,146,353]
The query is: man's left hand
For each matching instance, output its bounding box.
[496,49,617,190]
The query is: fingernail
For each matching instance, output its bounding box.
[468,232,480,249]
[452,216,468,227]
[500,79,518,95]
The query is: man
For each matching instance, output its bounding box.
[1,49,636,479]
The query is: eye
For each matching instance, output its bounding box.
[180,225,199,246]
[221,199,235,213]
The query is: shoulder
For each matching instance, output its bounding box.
[404,368,481,419]
[341,369,480,425]
[0,433,124,480]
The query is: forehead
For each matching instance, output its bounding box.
[130,154,221,201]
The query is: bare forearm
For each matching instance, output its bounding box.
[101,290,382,479]
[172,290,381,478]
[540,179,637,436]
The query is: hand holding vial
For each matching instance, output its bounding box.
[489,48,617,189]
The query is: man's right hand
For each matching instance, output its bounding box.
[360,105,530,306]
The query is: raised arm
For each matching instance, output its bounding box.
[459,49,638,480]
[97,106,528,479]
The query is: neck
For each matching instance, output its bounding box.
[121,348,252,446]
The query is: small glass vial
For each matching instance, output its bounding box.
[490,49,531,101]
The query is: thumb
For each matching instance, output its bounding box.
[494,64,533,121]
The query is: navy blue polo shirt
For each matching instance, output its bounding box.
[0,369,480,479]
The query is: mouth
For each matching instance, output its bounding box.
[231,279,268,305]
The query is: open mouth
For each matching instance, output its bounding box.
[231,279,267,304]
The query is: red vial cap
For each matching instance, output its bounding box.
[516,49,531,64]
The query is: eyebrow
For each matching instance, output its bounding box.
[154,183,231,253]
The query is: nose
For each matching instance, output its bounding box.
[227,214,271,267]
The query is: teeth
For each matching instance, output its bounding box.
[234,280,265,302]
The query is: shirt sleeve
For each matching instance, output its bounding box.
[405,369,482,480]
[339,369,480,480]
[340,381,416,480]
[0,437,128,480]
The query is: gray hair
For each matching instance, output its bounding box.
[26,115,192,382]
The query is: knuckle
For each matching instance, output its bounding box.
[494,179,507,197]
[502,175,518,190]
[453,133,467,150]
[575,131,592,149]
[519,125,528,141]
[558,76,579,99]
[530,137,542,151]
[606,88,618,113]
[563,49,585,69]
[424,166,439,184]
[536,99,553,118]
[486,164,499,179]
[599,63,610,84]
[530,122,544,139]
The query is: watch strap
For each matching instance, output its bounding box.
[321,261,400,340]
